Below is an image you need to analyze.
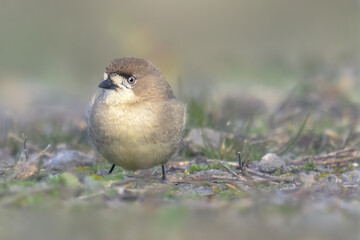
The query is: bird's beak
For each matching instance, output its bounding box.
[98,78,118,90]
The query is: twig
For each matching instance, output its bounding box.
[30,144,51,161]
[173,175,252,191]
[8,132,53,157]
[216,160,247,181]
[173,175,242,185]
[209,175,241,181]
[209,177,252,191]
[312,156,360,165]
[21,134,29,161]
[237,152,247,172]
[291,148,357,165]
[236,152,295,183]
[245,168,296,183]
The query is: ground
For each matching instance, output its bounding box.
[0,75,359,240]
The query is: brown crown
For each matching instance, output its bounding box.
[106,57,161,78]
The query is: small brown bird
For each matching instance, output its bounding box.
[87,57,186,180]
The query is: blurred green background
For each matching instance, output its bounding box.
[0,2,359,239]
[0,0,358,105]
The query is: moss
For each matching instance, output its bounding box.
[90,174,103,181]
[189,163,208,173]
[303,159,316,171]
[73,166,93,175]
[209,162,221,170]
[318,172,331,178]
[272,169,283,176]
[333,168,348,176]
[189,162,222,174]
[189,164,197,174]
[347,164,355,171]
[280,172,294,177]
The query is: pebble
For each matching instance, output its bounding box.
[259,153,285,173]
[43,150,96,170]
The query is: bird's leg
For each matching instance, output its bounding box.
[108,164,115,174]
[161,164,167,181]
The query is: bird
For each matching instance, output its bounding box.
[86,57,186,180]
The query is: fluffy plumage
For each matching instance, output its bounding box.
[87,57,186,171]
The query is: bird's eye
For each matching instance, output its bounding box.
[127,76,136,84]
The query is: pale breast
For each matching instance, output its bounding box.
[87,93,186,170]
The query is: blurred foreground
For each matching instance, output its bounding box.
[0,198,359,240]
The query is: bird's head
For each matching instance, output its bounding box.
[99,57,174,105]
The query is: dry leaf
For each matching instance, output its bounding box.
[226,183,237,189]
[14,161,38,179]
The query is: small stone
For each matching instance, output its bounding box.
[184,128,225,155]
[43,150,96,170]
[259,153,285,173]
[340,170,360,187]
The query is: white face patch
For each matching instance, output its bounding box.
[99,72,138,105]
[102,87,138,105]
[100,78,138,106]
[109,74,125,87]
